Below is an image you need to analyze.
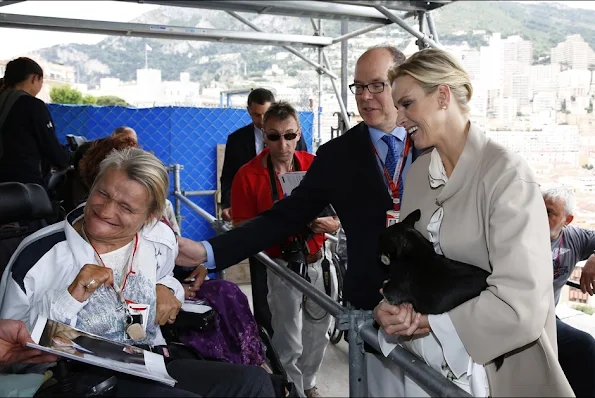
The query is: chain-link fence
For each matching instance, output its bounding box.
[48,104,314,242]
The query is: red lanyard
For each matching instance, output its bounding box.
[88,233,139,294]
[553,232,565,278]
[373,135,412,204]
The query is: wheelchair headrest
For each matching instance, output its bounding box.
[66,134,88,151]
[0,182,53,225]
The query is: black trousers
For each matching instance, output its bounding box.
[249,256,273,336]
[38,359,276,398]
[557,317,595,397]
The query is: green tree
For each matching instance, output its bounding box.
[82,94,97,105]
[95,96,129,106]
[50,85,84,104]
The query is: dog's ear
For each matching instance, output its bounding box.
[401,209,421,226]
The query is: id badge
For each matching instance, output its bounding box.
[127,303,149,332]
[386,210,400,227]
[386,198,400,227]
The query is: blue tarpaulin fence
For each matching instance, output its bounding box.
[48,104,314,242]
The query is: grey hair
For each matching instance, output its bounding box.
[542,186,576,216]
[93,147,169,220]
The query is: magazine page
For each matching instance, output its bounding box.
[28,316,176,387]
[279,171,306,196]
[182,298,212,314]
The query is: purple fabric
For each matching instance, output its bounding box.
[179,279,266,366]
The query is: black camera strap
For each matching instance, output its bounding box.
[266,153,300,202]
[321,241,332,297]
[267,152,332,299]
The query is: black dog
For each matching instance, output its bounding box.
[378,209,504,370]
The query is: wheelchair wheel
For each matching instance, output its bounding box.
[328,258,346,345]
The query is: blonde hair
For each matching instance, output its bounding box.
[388,48,473,114]
[93,148,168,220]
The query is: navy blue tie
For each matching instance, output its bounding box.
[381,134,404,200]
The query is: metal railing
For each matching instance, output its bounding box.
[171,163,471,397]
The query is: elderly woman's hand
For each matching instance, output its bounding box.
[68,264,114,302]
[184,264,208,297]
[374,293,431,337]
[155,284,182,325]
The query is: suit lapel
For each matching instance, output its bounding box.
[240,124,257,158]
[347,123,393,209]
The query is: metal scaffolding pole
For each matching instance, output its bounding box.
[322,51,351,132]
[122,0,421,24]
[226,11,338,79]
[311,18,351,136]
[316,19,323,148]
[417,11,426,50]
[331,22,385,44]
[340,20,349,111]
[426,11,440,44]
[0,12,334,47]
[374,5,442,49]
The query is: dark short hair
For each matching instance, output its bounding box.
[367,45,406,66]
[247,88,275,107]
[263,101,300,130]
[0,57,43,91]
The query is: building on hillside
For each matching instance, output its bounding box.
[87,69,201,107]
[551,34,595,70]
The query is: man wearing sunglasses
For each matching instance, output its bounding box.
[219,88,306,337]
[230,101,338,398]
[179,46,424,396]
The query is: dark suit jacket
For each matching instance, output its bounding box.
[210,122,421,310]
[220,123,307,209]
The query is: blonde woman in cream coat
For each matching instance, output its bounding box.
[372,48,574,397]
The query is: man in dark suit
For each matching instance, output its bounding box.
[219,88,306,336]
[179,46,419,395]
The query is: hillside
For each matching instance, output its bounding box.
[33,1,595,87]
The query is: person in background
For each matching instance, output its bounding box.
[220,88,306,337]
[111,126,138,144]
[73,126,138,172]
[0,57,70,190]
[542,186,595,397]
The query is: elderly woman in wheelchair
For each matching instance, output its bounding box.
[0,147,275,397]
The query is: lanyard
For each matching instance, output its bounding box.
[373,135,412,206]
[81,222,139,296]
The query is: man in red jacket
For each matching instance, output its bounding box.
[231,101,339,398]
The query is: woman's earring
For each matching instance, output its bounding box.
[441,105,447,110]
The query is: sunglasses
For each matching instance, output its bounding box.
[265,132,299,141]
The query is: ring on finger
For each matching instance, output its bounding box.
[85,279,97,289]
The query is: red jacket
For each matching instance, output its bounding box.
[231,148,324,258]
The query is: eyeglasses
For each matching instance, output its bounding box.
[349,82,388,95]
[265,131,299,141]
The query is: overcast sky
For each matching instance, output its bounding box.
[0,1,593,60]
